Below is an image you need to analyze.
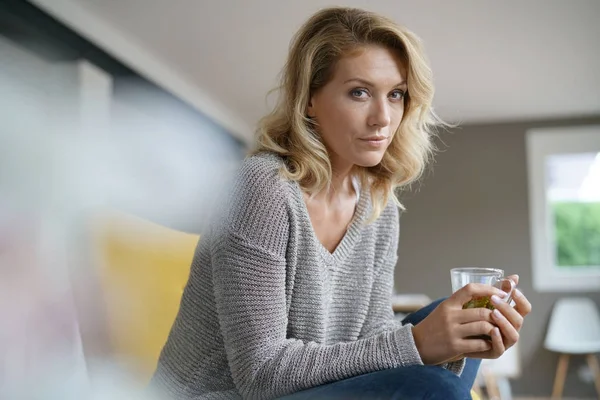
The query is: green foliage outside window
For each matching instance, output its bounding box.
[553,201,600,267]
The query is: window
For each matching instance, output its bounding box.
[527,125,600,292]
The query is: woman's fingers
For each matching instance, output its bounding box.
[491,294,524,331]
[512,288,532,317]
[506,274,519,286]
[490,327,506,357]
[456,307,493,324]
[412,287,529,365]
[453,273,528,361]
[456,337,492,355]
[457,320,496,338]
[450,283,507,308]
[504,274,531,317]
[491,308,520,348]
[463,328,506,359]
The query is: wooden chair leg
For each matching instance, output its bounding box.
[482,367,501,400]
[552,353,569,399]
[586,353,600,399]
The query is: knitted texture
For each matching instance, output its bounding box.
[150,152,464,400]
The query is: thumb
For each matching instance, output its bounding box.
[506,274,519,286]
[450,283,507,307]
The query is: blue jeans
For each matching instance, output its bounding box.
[278,299,480,400]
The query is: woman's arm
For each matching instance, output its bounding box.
[357,203,465,375]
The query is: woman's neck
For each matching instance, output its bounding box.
[315,159,355,204]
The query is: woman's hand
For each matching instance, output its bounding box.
[463,274,532,359]
[411,283,508,365]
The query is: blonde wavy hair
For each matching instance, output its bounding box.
[252,6,444,221]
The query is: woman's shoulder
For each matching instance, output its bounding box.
[210,151,292,254]
[362,185,399,225]
[235,151,288,190]
[366,194,400,258]
[381,195,400,221]
[223,151,292,208]
[369,193,400,238]
[240,151,286,176]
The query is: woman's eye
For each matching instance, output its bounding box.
[350,88,368,98]
[389,90,406,100]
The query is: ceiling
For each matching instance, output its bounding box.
[33,0,600,143]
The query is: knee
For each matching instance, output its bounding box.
[391,366,471,400]
[423,372,471,400]
[430,297,448,308]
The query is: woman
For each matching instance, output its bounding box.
[151,7,531,399]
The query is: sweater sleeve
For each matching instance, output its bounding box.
[210,160,425,399]
[357,203,465,376]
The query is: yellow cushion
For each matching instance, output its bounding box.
[90,211,199,382]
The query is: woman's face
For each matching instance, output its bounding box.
[307,45,407,169]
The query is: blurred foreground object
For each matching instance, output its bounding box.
[83,210,199,382]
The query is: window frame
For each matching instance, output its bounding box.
[526,125,600,292]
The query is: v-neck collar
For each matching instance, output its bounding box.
[293,179,370,264]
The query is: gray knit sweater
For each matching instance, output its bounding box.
[150,152,464,400]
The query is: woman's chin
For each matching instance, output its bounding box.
[353,153,385,168]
